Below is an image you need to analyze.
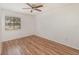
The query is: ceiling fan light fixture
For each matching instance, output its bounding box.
[23,3,43,13]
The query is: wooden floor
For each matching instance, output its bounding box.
[1,35,79,55]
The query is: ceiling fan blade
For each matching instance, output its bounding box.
[23,8,31,9]
[26,3,32,8]
[34,5,43,8]
[34,9,42,12]
[22,8,31,9]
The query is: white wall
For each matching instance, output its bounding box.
[0,9,2,42]
[1,9,36,42]
[36,4,79,49]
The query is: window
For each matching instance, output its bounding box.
[5,16,21,30]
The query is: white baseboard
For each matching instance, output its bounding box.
[1,34,34,42]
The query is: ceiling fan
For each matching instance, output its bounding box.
[23,3,43,13]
